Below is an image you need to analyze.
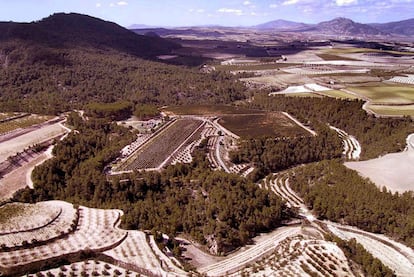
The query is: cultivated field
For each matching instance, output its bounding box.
[163,105,265,116]
[330,126,361,160]
[366,103,414,116]
[0,201,78,249]
[0,121,67,163]
[26,260,141,277]
[347,85,414,104]
[0,201,186,276]
[217,112,308,138]
[316,89,360,99]
[327,222,414,276]
[232,235,355,277]
[0,147,53,200]
[198,226,302,276]
[122,118,204,171]
[345,134,414,193]
[0,114,53,135]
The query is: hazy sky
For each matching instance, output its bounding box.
[0,0,413,27]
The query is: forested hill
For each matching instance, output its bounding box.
[0,13,180,58]
[0,14,247,114]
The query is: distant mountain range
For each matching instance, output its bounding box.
[369,18,414,36]
[254,17,414,37]
[254,19,310,31]
[130,17,414,37]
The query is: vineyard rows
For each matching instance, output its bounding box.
[170,122,205,165]
[120,134,152,157]
[125,118,204,171]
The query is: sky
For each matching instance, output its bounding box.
[0,0,413,27]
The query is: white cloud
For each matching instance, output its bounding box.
[96,3,101,8]
[217,8,244,15]
[282,0,299,5]
[335,0,358,6]
[243,1,251,5]
[269,4,278,8]
[117,1,128,6]
[109,3,115,7]
[189,8,205,13]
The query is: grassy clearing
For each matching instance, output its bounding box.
[317,90,360,99]
[0,114,53,134]
[163,104,265,116]
[316,53,359,61]
[218,112,308,138]
[366,104,414,116]
[347,85,414,104]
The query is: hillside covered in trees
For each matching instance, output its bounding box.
[0,13,247,114]
[291,160,414,248]
[13,113,290,253]
[231,123,343,181]
[251,94,413,160]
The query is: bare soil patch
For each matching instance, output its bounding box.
[218,112,308,138]
[345,135,414,193]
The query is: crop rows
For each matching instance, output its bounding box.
[330,126,361,160]
[25,259,140,277]
[234,236,354,277]
[125,118,203,170]
[0,206,126,270]
[199,226,301,276]
[388,75,414,85]
[328,222,414,276]
[283,67,369,75]
[103,230,164,275]
[170,122,205,165]
[0,201,77,249]
[0,202,61,234]
[120,134,152,157]
[0,114,51,135]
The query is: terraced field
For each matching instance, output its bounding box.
[0,120,67,164]
[0,201,78,249]
[329,126,361,160]
[0,114,52,135]
[123,118,204,171]
[328,222,414,276]
[233,235,355,277]
[0,201,185,276]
